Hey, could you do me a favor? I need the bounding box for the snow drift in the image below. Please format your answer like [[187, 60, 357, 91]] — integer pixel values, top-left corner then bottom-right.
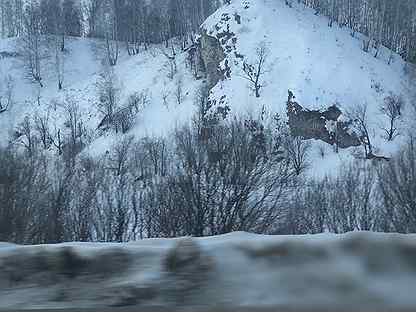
[[1, 232, 416, 310]]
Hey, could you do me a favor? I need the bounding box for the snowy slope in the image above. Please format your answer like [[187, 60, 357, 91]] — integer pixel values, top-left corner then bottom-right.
[[0, 37, 200, 154], [0, 37, 98, 137], [202, 0, 414, 176], [1, 231, 416, 310], [0, 0, 414, 176]]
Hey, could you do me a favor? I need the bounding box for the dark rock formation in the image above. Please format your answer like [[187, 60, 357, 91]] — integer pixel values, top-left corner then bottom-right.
[[199, 12, 240, 89], [200, 31, 227, 88], [286, 90, 361, 149]]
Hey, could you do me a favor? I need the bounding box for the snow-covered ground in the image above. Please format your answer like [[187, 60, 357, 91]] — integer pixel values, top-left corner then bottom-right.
[[0, 36, 200, 155], [203, 0, 414, 177], [0, 0, 414, 175], [1, 231, 416, 310]]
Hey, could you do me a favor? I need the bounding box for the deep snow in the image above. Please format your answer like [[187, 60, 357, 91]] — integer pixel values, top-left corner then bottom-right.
[[1, 232, 416, 310], [202, 0, 414, 176], [0, 0, 414, 175]]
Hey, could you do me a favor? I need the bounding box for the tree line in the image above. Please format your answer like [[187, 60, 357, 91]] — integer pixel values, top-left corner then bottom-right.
[[0, 0, 220, 88], [2, 0, 416, 64], [294, 0, 416, 63], [0, 0, 219, 47]]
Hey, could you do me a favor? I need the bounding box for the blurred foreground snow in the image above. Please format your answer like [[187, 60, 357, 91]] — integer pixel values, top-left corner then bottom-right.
[[1, 232, 416, 310]]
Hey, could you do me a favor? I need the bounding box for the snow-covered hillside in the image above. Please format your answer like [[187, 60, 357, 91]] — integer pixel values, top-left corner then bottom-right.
[[202, 0, 414, 176], [0, 0, 414, 175], [1, 232, 416, 310], [0, 37, 200, 154]]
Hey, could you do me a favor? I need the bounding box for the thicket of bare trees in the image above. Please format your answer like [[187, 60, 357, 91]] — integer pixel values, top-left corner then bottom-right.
[[2, 0, 220, 87], [3, 75, 416, 242], [378, 136, 416, 233], [297, 0, 416, 63], [21, 1, 44, 87], [281, 136, 416, 235], [84, 0, 220, 65], [0, 84, 317, 243], [2, 0, 415, 88], [2, 0, 416, 65], [3, 118, 416, 242], [1, 0, 416, 244], [84, 0, 218, 45], [0, 0, 23, 38]]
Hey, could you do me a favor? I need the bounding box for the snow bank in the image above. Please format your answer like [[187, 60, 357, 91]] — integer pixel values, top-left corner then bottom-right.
[[1, 232, 416, 310]]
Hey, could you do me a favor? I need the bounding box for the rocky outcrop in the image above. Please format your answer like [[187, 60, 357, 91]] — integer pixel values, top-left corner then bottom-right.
[[287, 90, 361, 149], [199, 10, 242, 89], [198, 10, 242, 123], [200, 31, 227, 88]]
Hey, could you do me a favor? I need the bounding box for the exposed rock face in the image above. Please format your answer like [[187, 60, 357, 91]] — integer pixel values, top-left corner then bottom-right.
[[200, 31, 227, 88], [198, 11, 240, 121], [287, 90, 361, 149], [199, 11, 240, 89]]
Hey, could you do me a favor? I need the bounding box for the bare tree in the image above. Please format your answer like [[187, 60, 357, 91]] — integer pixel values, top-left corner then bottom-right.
[[83, 0, 100, 38], [127, 89, 150, 113], [283, 135, 311, 175], [0, 74, 14, 113], [69, 156, 102, 242], [43, 158, 73, 243], [99, 135, 135, 242], [162, 116, 295, 236], [242, 42, 269, 98], [0, 145, 49, 243], [62, 96, 86, 165], [125, 0, 144, 55], [97, 66, 121, 132], [105, 0, 119, 66], [54, 36, 65, 90], [52, 127, 63, 156], [0, 1, 6, 38], [142, 136, 169, 177], [349, 102, 373, 158], [62, 0, 82, 48], [162, 89, 171, 109], [377, 136, 416, 233], [380, 93, 404, 141], [0, 0, 23, 39], [34, 112, 52, 150], [161, 46, 177, 79], [21, 1, 43, 87], [174, 75, 184, 106], [283, 180, 328, 234], [16, 116, 37, 156], [327, 162, 377, 233]]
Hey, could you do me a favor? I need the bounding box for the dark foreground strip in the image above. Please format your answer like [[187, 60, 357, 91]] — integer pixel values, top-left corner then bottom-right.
[[1, 307, 416, 312]]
